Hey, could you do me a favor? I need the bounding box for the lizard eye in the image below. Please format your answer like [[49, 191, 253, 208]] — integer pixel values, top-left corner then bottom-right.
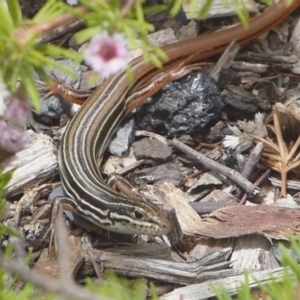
[[133, 210, 144, 219]]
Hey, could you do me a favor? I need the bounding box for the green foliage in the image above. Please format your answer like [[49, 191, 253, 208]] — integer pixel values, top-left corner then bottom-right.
[[0, 170, 17, 237], [213, 236, 300, 300], [0, 170, 36, 299], [0, 0, 270, 113], [258, 238, 300, 300], [86, 271, 158, 300], [0, 0, 295, 113], [0, 0, 81, 113], [0, 168, 157, 299], [72, 0, 169, 68], [0, 1, 299, 299], [170, 0, 251, 23]]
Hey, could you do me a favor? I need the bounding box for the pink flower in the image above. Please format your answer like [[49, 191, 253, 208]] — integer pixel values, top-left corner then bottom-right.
[[0, 121, 28, 154], [85, 32, 129, 79]]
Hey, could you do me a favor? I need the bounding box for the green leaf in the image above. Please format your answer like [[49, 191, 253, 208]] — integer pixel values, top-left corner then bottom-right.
[[265, 0, 272, 5], [0, 3, 14, 36], [285, 0, 293, 6], [236, 271, 252, 300], [134, 1, 145, 24], [0, 171, 12, 195], [211, 283, 233, 300], [233, 1, 249, 29], [290, 236, 300, 260], [33, 0, 67, 23], [19, 67, 41, 113], [198, 0, 213, 20], [75, 26, 103, 45], [149, 282, 159, 300], [6, 0, 22, 27], [143, 4, 167, 15], [3, 56, 22, 91], [170, 0, 183, 17], [40, 43, 80, 59]]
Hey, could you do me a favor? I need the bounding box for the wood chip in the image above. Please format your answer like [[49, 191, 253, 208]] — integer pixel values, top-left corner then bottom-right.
[[93, 247, 235, 285], [161, 267, 285, 300], [154, 182, 202, 235], [196, 205, 300, 240], [4, 131, 58, 198]]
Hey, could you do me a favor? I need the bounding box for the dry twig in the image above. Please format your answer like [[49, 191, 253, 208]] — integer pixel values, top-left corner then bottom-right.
[[251, 106, 300, 197], [171, 138, 260, 197]]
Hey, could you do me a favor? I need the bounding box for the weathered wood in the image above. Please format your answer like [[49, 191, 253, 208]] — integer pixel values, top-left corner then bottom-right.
[[91, 248, 238, 285], [4, 131, 58, 198], [161, 267, 285, 299], [231, 235, 279, 270], [183, 0, 257, 20], [195, 205, 300, 240]]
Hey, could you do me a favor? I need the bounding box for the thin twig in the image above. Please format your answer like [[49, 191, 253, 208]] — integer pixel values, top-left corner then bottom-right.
[[171, 138, 260, 197], [15, 6, 88, 47], [239, 142, 265, 205], [239, 169, 271, 205], [122, 0, 135, 17], [286, 135, 300, 162], [56, 214, 73, 284], [241, 142, 264, 179], [273, 107, 287, 162]]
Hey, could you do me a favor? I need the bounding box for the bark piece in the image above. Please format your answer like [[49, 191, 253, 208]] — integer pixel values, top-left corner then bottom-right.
[[161, 267, 285, 300], [154, 182, 202, 236], [93, 247, 235, 285], [290, 16, 300, 74], [235, 52, 297, 65], [132, 138, 172, 162], [230, 235, 279, 270], [187, 172, 223, 194], [190, 200, 237, 214], [223, 85, 259, 117], [133, 162, 183, 186], [4, 131, 58, 198], [154, 184, 298, 241], [196, 205, 300, 240], [102, 148, 137, 176]]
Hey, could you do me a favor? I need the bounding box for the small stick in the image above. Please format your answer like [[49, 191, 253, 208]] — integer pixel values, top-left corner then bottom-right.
[[239, 169, 271, 205], [171, 138, 260, 197], [238, 142, 265, 204], [15, 6, 88, 47], [241, 142, 264, 179]]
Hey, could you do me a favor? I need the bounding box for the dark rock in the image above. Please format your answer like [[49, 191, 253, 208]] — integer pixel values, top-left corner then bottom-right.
[[136, 72, 223, 137]]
